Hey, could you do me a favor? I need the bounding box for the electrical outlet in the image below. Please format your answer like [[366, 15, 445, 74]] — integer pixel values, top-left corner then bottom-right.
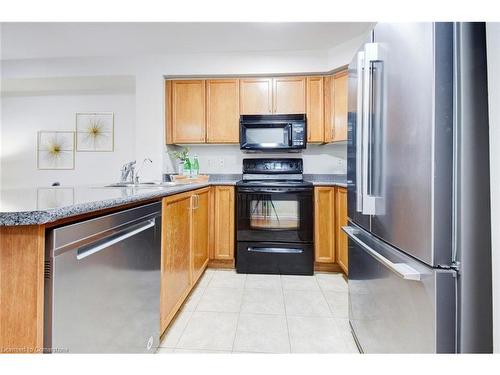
[[219, 158, 225, 168]]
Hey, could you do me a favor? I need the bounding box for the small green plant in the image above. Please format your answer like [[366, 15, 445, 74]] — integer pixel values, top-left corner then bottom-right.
[[169, 147, 190, 162]]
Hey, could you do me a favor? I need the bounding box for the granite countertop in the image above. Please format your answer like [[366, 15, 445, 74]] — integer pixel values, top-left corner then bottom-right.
[[0, 174, 345, 226], [0, 174, 241, 226], [303, 174, 347, 188]]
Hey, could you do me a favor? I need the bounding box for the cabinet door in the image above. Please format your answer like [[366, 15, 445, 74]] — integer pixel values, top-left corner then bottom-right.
[[335, 187, 348, 274], [160, 193, 193, 332], [240, 78, 272, 115], [213, 186, 235, 260], [191, 188, 210, 282], [333, 70, 348, 142], [171, 80, 206, 143], [323, 75, 335, 143], [206, 79, 240, 143], [273, 76, 306, 114], [306, 76, 325, 143], [314, 187, 335, 263]]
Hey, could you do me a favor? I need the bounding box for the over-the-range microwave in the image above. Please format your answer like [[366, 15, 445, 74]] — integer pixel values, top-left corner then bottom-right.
[[239, 114, 307, 152]]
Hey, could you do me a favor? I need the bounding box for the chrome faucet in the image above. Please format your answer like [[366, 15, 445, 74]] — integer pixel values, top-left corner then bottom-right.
[[134, 158, 153, 184], [120, 161, 136, 183]]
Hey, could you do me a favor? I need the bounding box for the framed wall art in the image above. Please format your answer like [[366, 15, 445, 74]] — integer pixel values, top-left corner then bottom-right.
[[76, 112, 114, 152], [37, 131, 75, 170]]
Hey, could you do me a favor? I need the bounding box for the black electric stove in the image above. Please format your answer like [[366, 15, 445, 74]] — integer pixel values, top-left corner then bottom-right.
[[235, 159, 314, 275]]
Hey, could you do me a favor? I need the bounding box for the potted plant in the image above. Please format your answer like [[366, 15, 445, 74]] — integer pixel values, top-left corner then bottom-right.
[[169, 147, 190, 176]]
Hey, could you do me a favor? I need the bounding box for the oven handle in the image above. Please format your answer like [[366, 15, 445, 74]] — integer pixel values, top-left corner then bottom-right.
[[237, 187, 312, 194], [248, 247, 304, 254]]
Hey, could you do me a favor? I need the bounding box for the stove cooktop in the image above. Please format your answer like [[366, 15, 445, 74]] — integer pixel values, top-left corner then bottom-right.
[[236, 179, 313, 188]]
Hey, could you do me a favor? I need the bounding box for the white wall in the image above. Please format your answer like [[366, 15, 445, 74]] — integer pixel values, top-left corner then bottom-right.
[[1, 92, 136, 188], [164, 144, 346, 175], [487, 22, 500, 353], [1, 36, 366, 188]]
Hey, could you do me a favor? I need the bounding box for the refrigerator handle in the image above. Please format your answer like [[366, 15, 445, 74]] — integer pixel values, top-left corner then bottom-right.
[[343, 225, 422, 281], [361, 43, 382, 216], [356, 51, 365, 212]]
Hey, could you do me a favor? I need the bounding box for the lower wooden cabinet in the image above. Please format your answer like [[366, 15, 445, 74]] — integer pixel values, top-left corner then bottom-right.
[[160, 191, 193, 332], [211, 186, 235, 261], [192, 188, 210, 282], [313, 186, 348, 275], [314, 187, 336, 263], [160, 187, 210, 333], [335, 187, 348, 274]]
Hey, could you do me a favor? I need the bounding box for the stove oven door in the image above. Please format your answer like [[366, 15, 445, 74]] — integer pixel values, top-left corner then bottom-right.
[[236, 186, 313, 243]]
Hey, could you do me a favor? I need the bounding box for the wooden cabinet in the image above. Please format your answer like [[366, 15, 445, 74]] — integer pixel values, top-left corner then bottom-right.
[[314, 187, 336, 263], [273, 76, 306, 114], [335, 187, 348, 274], [240, 78, 273, 115], [306, 76, 325, 143], [169, 80, 206, 143], [206, 79, 240, 143], [240, 77, 305, 115], [192, 188, 210, 282], [333, 70, 348, 142], [324, 75, 335, 143], [160, 187, 210, 332], [212, 186, 235, 260], [165, 71, 348, 145], [161, 191, 193, 332]]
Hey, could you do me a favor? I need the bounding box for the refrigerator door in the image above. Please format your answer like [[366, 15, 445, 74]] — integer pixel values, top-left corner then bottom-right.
[[368, 23, 454, 266], [345, 223, 457, 353], [347, 36, 371, 232]]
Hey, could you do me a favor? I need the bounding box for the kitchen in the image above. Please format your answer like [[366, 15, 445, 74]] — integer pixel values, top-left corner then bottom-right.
[[1, 9, 500, 370]]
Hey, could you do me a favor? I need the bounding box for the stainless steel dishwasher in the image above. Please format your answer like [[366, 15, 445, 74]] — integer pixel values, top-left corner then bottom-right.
[[44, 202, 161, 353]]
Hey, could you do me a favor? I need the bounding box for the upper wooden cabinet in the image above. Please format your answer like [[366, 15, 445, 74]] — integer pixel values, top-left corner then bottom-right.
[[332, 70, 348, 142], [335, 187, 348, 274], [165, 70, 348, 144], [273, 77, 306, 114], [239, 78, 273, 115], [212, 186, 235, 261], [314, 186, 336, 263], [324, 75, 335, 143], [169, 80, 206, 143], [306, 76, 325, 143], [206, 79, 240, 143]]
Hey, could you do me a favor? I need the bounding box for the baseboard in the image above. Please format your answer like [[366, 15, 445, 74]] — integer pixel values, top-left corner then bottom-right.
[[314, 262, 344, 273], [207, 259, 235, 269]]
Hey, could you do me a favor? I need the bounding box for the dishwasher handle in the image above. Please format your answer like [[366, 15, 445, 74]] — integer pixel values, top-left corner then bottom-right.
[[342, 225, 422, 281], [77, 219, 156, 260]]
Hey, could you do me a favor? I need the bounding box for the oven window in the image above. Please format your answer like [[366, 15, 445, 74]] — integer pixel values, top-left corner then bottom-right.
[[246, 127, 287, 146], [250, 198, 299, 229]]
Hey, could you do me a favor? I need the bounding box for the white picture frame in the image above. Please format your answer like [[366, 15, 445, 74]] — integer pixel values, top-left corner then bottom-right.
[[76, 112, 114, 152], [37, 131, 75, 170]]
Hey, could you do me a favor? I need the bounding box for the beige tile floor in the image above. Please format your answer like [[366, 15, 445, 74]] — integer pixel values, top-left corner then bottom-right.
[[157, 269, 359, 354]]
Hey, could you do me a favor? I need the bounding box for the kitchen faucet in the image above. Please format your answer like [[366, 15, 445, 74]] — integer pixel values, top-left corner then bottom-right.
[[120, 161, 136, 183]]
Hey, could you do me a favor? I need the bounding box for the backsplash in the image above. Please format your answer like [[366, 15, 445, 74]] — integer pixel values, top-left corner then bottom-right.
[[163, 143, 347, 175]]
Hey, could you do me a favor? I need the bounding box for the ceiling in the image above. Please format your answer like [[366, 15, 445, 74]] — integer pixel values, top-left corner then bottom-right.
[[0, 22, 372, 60]]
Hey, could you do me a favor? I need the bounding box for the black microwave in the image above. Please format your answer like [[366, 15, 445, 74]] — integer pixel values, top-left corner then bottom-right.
[[239, 114, 307, 152]]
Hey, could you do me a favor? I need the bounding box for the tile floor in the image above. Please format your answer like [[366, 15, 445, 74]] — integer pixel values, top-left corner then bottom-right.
[[157, 269, 359, 354]]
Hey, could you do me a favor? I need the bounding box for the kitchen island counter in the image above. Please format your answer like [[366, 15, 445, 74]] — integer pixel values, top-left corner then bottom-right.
[[0, 174, 240, 226]]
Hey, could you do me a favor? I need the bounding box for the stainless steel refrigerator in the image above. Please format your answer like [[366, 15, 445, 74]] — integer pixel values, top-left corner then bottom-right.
[[344, 22, 492, 353]]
